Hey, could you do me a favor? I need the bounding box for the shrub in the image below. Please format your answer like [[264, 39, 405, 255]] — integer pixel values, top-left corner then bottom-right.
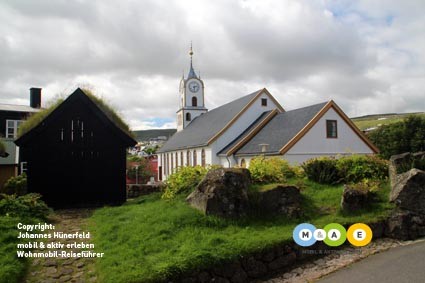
[[1, 174, 27, 196], [336, 155, 388, 183], [302, 157, 340, 184], [248, 157, 291, 183], [348, 179, 381, 194], [0, 193, 51, 220], [162, 166, 208, 199], [368, 115, 425, 159]]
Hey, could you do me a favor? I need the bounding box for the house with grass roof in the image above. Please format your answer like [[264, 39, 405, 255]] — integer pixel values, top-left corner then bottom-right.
[[157, 49, 378, 180], [15, 88, 136, 208]]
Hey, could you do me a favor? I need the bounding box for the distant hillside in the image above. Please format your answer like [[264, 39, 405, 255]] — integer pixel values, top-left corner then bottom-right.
[[133, 129, 177, 142], [352, 112, 425, 131]]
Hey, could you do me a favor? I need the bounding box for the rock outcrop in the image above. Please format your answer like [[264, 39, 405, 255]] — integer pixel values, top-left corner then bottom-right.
[[257, 185, 302, 217], [390, 168, 425, 214], [340, 185, 371, 212], [186, 168, 251, 218]]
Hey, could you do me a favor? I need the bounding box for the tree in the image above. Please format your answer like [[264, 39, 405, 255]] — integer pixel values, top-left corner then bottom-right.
[[368, 115, 425, 159]]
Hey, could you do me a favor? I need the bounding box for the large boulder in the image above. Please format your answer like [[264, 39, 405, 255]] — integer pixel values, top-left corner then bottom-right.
[[390, 168, 425, 214], [389, 152, 411, 186], [340, 185, 371, 212], [257, 185, 302, 217], [186, 168, 250, 218], [385, 209, 425, 240]]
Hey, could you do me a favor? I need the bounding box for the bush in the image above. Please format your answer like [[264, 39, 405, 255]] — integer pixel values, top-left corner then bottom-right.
[[249, 157, 293, 183], [368, 115, 425, 159], [348, 179, 381, 194], [162, 166, 208, 199], [336, 155, 388, 183], [302, 157, 340, 184], [1, 174, 27, 196], [302, 155, 388, 185], [0, 193, 51, 220]]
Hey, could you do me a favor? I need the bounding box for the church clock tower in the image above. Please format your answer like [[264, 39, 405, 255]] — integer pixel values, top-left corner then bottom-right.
[[176, 45, 208, 131]]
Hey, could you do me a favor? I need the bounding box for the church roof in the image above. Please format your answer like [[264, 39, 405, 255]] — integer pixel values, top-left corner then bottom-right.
[[158, 89, 263, 152], [234, 102, 328, 155]]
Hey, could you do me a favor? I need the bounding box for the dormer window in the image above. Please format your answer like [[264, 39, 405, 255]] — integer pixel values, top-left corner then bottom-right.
[[261, 98, 268, 106]]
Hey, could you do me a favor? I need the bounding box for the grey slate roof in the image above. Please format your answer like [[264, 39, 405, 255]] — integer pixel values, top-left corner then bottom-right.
[[158, 90, 262, 152], [218, 110, 273, 155], [235, 102, 328, 155]]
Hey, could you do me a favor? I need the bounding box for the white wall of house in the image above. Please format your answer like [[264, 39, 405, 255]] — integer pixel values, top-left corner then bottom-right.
[[158, 146, 213, 180], [283, 107, 374, 164]]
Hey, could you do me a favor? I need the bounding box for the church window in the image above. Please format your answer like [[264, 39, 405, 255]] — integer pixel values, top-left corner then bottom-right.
[[193, 150, 197, 166], [171, 153, 174, 172], [187, 150, 191, 166], [326, 120, 338, 138], [240, 159, 246, 168], [261, 98, 268, 106], [175, 152, 178, 168], [186, 113, 191, 121], [201, 149, 206, 167], [180, 152, 184, 167], [192, 97, 198, 107]]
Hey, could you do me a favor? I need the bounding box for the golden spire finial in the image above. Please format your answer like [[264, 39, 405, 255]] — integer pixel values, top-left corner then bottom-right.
[[189, 41, 194, 56]]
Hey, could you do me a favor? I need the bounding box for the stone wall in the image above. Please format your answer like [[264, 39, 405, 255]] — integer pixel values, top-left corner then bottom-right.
[[174, 221, 386, 283]]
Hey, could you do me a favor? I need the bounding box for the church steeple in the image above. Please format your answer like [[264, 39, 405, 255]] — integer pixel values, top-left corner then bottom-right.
[[176, 44, 207, 132], [187, 43, 198, 79]]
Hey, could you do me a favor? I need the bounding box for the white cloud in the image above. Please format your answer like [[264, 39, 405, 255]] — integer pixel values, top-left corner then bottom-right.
[[0, 0, 423, 129]]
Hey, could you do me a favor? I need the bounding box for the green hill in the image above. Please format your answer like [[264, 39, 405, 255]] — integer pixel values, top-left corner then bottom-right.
[[133, 129, 176, 142], [352, 112, 425, 131]]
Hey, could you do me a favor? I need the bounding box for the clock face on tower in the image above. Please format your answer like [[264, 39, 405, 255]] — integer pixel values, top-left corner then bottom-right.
[[188, 81, 200, 93]]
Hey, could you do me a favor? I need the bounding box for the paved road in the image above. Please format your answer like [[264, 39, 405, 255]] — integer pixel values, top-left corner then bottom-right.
[[317, 240, 425, 283]]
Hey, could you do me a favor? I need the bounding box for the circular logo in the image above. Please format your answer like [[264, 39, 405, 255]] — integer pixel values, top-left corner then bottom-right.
[[314, 229, 326, 241], [323, 223, 346, 247], [347, 223, 373, 247], [293, 223, 316, 247]]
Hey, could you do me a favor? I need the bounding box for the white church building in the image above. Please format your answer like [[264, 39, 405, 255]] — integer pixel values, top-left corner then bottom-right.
[[157, 48, 378, 180]]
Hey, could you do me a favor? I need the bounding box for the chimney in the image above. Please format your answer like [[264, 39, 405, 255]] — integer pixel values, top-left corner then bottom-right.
[[30, 87, 42, 108], [259, 143, 269, 153]]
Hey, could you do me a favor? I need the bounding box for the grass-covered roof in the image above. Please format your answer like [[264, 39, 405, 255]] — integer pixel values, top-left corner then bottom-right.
[[18, 88, 133, 138]]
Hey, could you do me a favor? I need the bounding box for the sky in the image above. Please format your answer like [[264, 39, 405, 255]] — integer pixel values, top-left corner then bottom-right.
[[0, 0, 424, 130]]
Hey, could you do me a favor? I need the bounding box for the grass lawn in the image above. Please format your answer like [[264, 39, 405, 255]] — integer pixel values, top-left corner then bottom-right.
[[89, 179, 394, 283], [0, 216, 38, 283]]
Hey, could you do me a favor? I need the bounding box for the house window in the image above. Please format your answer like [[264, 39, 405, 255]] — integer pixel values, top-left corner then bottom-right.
[[186, 113, 191, 121], [261, 98, 267, 106], [240, 159, 246, 168], [192, 97, 198, 107], [6, 120, 23, 138], [326, 120, 338, 138], [201, 149, 206, 167], [193, 150, 197, 166]]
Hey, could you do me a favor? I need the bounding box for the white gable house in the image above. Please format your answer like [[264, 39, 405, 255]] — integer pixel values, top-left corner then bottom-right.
[[157, 49, 378, 180]]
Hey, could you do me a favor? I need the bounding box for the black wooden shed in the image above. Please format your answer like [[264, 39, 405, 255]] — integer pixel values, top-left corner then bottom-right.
[[15, 88, 136, 208]]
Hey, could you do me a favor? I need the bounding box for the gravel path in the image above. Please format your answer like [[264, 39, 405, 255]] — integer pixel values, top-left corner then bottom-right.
[[261, 238, 423, 283], [24, 209, 97, 283]]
